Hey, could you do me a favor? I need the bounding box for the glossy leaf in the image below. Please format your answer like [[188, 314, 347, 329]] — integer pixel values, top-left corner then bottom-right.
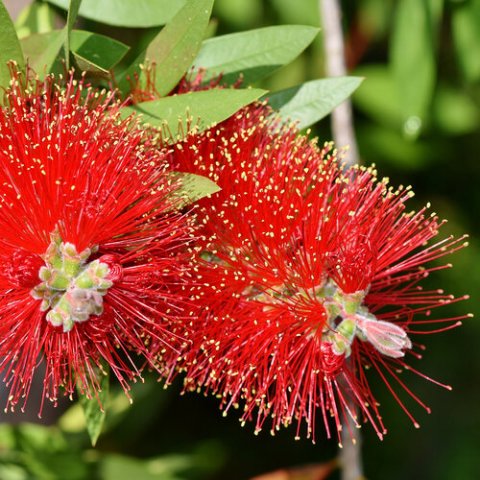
[[144, 0, 213, 96], [452, 0, 480, 83], [65, 0, 82, 69], [267, 77, 363, 129], [79, 368, 110, 447], [22, 29, 128, 76], [15, 0, 57, 39], [121, 88, 266, 140], [21, 29, 66, 77], [71, 30, 129, 74], [0, 0, 25, 90], [172, 172, 220, 208], [390, 0, 436, 138], [45, 0, 186, 27], [194, 25, 319, 84]]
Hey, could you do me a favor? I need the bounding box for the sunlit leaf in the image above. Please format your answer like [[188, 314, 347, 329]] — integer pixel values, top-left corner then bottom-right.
[[0, 0, 25, 91], [22, 29, 128, 76], [390, 0, 436, 138], [121, 88, 266, 140], [171, 172, 220, 208], [144, 0, 213, 96], [79, 367, 110, 447], [194, 25, 319, 85], [71, 30, 129, 74], [21, 29, 67, 77], [65, 0, 82, 69], [267, 77, 363, 129], [15, 0, 57, 39], [45, 0, 186, 27]]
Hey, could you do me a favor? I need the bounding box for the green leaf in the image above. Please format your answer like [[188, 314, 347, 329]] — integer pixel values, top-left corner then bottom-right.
[[452, 0, 480, 83], [432, 86, 479, 135], [71, 30, 129, 74], [21, 29, 66, 78], [390, 0, 437, 138], [65, 0, 82, 69], [267, 77, 363, 129], [352, 64, 403, 129], [121, 88, 267, 140], [45, 0, 186, 27], [0, 0, 25, 90], [79, 367, 110, 447], [172, 172, 220, 208], [101, 453, 193, 480], [194, 25, 319, 85], [144, 0, 213, 96], [15, 0, 57, 39], [22, 29, 128, 76]]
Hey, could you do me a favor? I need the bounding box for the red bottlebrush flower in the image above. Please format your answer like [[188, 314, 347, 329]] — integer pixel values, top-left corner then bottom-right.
[[0, 68, 192, 413], [164, 104, 469, 442]]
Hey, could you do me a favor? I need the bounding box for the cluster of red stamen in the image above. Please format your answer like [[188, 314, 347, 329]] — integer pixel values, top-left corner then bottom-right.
[[0, 67, 192, 412], [162, 102, 469, 443]]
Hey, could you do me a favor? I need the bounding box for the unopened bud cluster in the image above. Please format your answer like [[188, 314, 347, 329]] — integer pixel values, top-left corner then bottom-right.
[[31, 231, 112, 332]]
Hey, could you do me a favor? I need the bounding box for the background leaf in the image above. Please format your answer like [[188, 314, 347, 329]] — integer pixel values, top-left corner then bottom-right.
[[21, 29, 66, 77], [144, 0, 213, 96], [452, 0, 480, 83], [193, 25, 319, 85], [15, 0, 57, 39], [45, 0, 186, 27], [267, 77, 363, 129], [65, 0, 82, 69], [121, 88, 267, 140], [21, 29, 129, 76], [172, 172, 221, 208], [0, 0, 25, 90], [79, 368, 110, 447], [390, 0, 437, 138], [71, 30, 129, 74]]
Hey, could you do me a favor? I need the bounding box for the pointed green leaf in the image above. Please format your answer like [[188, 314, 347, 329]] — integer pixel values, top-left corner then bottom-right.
[[79, 367, 109, 447], [0, 0, 25, 90], [45, 0, 186, 27], [172, 172, 220, 208], [121, 88, 267, 140], [267, 77, 363, 129], [22, 29, 129, 76], [144, 0, 213, 96], [15, 0, 57, 39], [21, 29, 66, 78], [117, 0, 213, 95], [390, 0, 437, 138], [71, 30, 129, 74], [65, 0, 82, 69], [193, 25, 319, 85]]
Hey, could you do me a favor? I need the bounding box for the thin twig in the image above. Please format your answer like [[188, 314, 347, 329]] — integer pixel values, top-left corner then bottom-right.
[[319, 1, 364, 479], [319, 0, 359, 168]]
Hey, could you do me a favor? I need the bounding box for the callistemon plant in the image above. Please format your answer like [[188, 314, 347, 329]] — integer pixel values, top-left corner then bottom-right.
[[0, 68, 193, 413], [164, 103, 469, 443]]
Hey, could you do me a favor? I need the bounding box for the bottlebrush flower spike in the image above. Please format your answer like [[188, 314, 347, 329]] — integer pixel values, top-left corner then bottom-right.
[[164, 104, 469, 443], [0, 67, 192, 413]]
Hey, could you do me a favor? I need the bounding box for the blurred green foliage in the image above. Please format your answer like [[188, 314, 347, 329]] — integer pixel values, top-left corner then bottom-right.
[[2, 0, 479, 479]]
